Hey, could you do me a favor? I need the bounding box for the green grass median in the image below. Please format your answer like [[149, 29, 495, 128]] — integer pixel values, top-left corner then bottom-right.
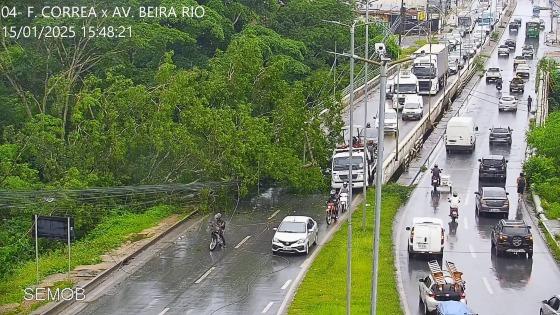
[[289, 183, 412, 314]]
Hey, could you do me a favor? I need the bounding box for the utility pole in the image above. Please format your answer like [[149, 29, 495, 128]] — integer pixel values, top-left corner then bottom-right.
[[395, 63, 401, 162], [347, 21, 355, 315], [363, 0, 370, 230], [399, 0, 406, 45]]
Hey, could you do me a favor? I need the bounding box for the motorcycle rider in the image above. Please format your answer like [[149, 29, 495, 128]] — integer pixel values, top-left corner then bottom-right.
[[431, 164, 442, 186], [496, 77, 503, 91], [327, 190, 339, 218], [448, 192, 460, 216], [340, 182, 350, 195], [211, 213, 226, 246]]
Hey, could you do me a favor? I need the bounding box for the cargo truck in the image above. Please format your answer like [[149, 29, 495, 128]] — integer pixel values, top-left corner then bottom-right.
[[413, 44, 449, 95]]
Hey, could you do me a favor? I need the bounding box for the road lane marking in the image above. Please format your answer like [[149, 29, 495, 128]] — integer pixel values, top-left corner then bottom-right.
[[262, 302, 274, 313], [195, 267, 215, 284], [234, 235, 252, 249], [157, 308, 170, 315], [482, 277, 494, 295], [468, 244, 477, 258], [463, 217, 469, 230], [281, 279, 292, 290], [268, 210, 280, 220]]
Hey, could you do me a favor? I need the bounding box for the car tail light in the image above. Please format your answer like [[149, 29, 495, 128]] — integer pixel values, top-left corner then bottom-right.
[[499, 234, 507, 241], [481, 200, 487, 205], [526, 235, 533, 241], [504, 200, 509, 206], [441, 229, 445, 245], [410, 228, 414, 243], [461, 292, 466, 299], [428, 292, 435, 298]]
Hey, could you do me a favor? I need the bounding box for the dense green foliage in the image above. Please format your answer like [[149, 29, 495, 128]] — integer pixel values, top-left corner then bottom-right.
[[525, 59, 560, 219], [289, 184, 412, 315], [0, 0, 401, 305]]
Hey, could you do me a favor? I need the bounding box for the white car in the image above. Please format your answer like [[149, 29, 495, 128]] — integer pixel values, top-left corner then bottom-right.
[[515, 64, 530, 79], [406, 217, 444, 258], [402, 94, 424, 120], [272, 216, 318, 255], [498, 94, 518, 111], [383, 109, 398, 135], [419, 260, 467, 314]]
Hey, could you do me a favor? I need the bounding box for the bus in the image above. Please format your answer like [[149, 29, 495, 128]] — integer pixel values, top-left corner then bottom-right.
[[526, 18, 540, 38], [458, 11, 476, 33]]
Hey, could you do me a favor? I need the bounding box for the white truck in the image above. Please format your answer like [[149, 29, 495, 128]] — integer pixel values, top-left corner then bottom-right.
[[392, 70, 418, 110], [330, 125, 376, 189], [413, 44, 449, 95]]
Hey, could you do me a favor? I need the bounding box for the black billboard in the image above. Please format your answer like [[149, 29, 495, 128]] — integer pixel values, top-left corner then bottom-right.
[[32, 216, 75, 241]]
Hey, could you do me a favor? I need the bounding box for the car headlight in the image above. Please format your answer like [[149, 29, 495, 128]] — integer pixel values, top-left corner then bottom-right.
[[273, 237, 279, 243], [296, 239, 306, 244]]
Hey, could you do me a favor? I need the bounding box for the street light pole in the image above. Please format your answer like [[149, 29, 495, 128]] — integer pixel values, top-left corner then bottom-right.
[[347, 21, 356, 315], [362, 0, 369, 230]]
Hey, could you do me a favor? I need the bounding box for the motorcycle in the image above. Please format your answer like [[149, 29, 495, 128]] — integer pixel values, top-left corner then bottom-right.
[[431, 175, 440, 192], [448, 199, 460, 222], [325, 202, 338, 225], [208, 224, 225, 251], [339, 192, 348, 213]]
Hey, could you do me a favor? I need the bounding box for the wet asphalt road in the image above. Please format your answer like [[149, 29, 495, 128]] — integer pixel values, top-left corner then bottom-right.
[[396, 2, 560, 315], [77, 190, 329, 315]]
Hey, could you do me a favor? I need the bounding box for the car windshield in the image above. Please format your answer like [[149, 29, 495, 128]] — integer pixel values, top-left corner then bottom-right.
[[413, 65, 436, 77], [405, 101, 420, 109], [492, 128, 509, 133], [396, 84, 417, 93], [482, 158, 504, 166], [501, 96, 514, 101], [502, 226, 530, 235], [386, 112, 397, 120], [488, 68, 500, 72], [499, 45, 508, 48], [483, 188, 506, 198], [333, 156, 363, 171], [278, 221, 306, 233]]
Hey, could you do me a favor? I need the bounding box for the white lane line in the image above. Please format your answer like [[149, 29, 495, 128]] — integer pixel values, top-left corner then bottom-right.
[[157, 308, 170, 315], [468, 244, 477, 258], [482, 277, 494, 295], [267, 210, 280, 220], [234, 235, 252, 249], [281, 279, 292, 290], [195, 267, 215, 284], [262, 302, 274, 313], [463, 217, 469, 230]]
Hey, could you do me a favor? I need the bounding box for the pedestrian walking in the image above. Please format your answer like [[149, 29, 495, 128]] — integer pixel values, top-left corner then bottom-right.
[[527, 95, 533, 113], [517, 172, 526, 199]]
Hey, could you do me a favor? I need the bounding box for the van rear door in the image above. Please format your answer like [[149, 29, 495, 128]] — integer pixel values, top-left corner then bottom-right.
[[413, 224, 442, 252]]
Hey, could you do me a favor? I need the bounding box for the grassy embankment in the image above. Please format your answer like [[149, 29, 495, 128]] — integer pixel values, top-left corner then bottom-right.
[[289, 183, 412, 314], [0, 205, 189, 314]]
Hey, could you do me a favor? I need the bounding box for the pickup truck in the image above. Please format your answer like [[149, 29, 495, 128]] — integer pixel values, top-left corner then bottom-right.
[[485, 67, 502, 84], [509, 77, 525, 93], [522, 45, 535, 59], [497, 45, 510, 57], [505, 39, 516, 51]]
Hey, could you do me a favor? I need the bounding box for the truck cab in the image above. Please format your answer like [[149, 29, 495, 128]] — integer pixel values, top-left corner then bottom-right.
[[392, 70, 418, 109], [330, 125, 375, 189]]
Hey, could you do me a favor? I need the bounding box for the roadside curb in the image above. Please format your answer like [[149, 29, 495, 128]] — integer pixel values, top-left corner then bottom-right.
[[530, 190, 560, 256], [276, 194, 364, 315], [35, 209, 199, 315]]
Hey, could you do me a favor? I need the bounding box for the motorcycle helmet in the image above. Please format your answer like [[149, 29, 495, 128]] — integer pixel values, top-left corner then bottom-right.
[[453, 192, 458, 197], [434, 164, 438, 168], [343, 182, 348, 187], [215, 213, 222, 220]]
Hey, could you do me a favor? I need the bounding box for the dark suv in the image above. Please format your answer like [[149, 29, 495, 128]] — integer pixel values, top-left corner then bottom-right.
[[489, 127, 512, 145], [478, 155, 508, 181], [475, 186, 510, 217], [491, 219, 533, 258]]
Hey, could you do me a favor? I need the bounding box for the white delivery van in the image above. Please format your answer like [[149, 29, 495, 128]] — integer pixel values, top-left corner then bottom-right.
[[406, 217, 444, 258], [445, 117, 478, 153]]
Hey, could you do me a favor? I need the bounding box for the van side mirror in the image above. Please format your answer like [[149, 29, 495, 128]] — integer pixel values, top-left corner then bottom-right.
[[474, 192, 480, 195], [506, 160, 509, 163], [475, 126, 479, 131], [419, 279, 424, 283], [506, 192, 510, 195], [478, 159, 481, 162], [406, 227, 411, 231], [528, 226, 532, 229], [273, 227, 278, 231], [542, 299, 548, 304]]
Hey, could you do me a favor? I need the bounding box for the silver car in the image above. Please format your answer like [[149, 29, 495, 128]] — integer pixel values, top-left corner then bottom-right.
[[541, 295, 560, 315], [272, 216, 318, 255]]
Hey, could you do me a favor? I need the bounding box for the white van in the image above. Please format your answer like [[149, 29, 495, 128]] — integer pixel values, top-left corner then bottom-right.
[[406, 217, 444, 258], [402, 94, 424, 120], [445, 117, 478, 153]]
